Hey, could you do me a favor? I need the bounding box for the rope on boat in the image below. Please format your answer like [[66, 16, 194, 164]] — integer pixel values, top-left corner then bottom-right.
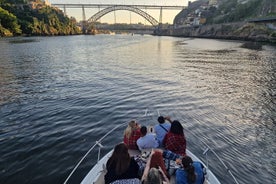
[[64, 109, 152, 184]]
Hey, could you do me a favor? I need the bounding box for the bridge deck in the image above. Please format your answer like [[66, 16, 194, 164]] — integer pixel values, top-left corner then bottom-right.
[[52, 4, 186, 10]]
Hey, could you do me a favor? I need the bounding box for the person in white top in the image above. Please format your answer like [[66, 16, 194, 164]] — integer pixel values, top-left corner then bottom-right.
[[137, 126, 158, 151]]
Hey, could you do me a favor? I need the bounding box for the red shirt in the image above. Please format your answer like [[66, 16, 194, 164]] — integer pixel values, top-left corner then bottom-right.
[[163, 132, 186, 155], [124, 129, 141, 150]]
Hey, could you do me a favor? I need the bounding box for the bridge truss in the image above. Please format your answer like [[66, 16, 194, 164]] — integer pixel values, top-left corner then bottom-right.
[[87, 5, 159, 27], [52, 3, 186, 25]]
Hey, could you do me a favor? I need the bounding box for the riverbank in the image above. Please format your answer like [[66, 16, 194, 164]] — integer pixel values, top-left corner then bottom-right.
[[158, 22, 276, 43]]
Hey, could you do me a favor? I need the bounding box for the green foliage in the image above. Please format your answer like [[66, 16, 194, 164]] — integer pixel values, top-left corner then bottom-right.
[[0, 7, 21, 35], [0, 24, 13, 36], [207, 0, 272, 24], [0, 0, 81, 36]]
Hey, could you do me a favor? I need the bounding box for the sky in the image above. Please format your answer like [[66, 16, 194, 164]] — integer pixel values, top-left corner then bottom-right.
[[48, 0, 195, 24]]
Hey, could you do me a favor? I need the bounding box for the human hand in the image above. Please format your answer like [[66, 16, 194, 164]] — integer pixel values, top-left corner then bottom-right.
[[149, 149, 155, 157], [164, 116, 170, 119], [153, 149, 163, 154], [135, 122, 141, 128], [175, 158, 182, 165]]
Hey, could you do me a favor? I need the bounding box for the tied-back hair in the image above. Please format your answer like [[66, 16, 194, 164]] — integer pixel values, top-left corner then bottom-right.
[[182, 156, 196, 183], [170, 120, 184, 135], [106, 143, 131, 175], [124, 120, 136, 139], [144, 168, 163, 184]]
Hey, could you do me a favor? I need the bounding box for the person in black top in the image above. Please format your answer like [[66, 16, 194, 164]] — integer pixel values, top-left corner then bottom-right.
[[105, 143, 140, 184]]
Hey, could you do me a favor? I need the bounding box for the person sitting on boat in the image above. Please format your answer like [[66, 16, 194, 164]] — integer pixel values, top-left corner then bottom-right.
[[137, 126, 158, 151], [163, 120, 186, 156], [142, 167, 169, 184], [141, 150, 170, 184], [176, 156, 205, 184], [104, 143, 140, 184], [123, 120, 141, 150], [162, 150, 205, 184], [154, 116, 172, 147]]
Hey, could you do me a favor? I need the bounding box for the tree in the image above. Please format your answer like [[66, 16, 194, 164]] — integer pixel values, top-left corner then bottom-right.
[[0, 7, 21, 35]]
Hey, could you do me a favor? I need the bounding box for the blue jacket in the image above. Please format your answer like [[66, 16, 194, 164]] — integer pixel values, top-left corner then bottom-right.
[[176, 161, 204, 184]]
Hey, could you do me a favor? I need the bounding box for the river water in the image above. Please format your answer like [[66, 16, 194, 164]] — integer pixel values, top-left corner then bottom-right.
[[0, 35, 275, 184]]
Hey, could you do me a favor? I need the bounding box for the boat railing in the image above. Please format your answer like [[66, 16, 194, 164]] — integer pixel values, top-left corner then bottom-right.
[[202, 146, 240, 184], [64, 109, 240, 184], [64, 110, 153, 184]]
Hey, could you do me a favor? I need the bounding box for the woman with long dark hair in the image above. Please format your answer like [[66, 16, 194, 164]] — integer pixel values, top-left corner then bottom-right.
[[104, 143, 140, 184], [163, 120, 186, 155], [161, 150, 205, 184], [176, 155, 205, 184]]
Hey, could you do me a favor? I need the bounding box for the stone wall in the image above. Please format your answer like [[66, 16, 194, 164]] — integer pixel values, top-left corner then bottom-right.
[[160, 22, 276, 43]]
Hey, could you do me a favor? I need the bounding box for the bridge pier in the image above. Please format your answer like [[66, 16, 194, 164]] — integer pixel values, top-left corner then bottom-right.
[[82, 5, 86, 33], [114, 11, 116, 24], [159, 7, 163, 24], [63, 5, 66, 16], [157, 7, 163, 32]]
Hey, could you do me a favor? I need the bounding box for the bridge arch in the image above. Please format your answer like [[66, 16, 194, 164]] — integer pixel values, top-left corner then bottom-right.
[[87, 5, 159, 27]]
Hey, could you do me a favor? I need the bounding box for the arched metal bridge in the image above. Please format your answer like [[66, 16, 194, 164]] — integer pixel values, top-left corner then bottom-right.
[[52, 3, 186, 27], [87, 5, 159, 27]]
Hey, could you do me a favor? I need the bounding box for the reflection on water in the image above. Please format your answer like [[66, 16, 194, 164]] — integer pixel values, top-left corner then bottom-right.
[[172, 38, 276, 184], [8, 38, 39, 44], [241, 42, 263, 50], [0, 35, 275, 184]]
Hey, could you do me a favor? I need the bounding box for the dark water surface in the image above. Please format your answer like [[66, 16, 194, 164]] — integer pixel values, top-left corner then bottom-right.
[[0, 35, 275, 184]]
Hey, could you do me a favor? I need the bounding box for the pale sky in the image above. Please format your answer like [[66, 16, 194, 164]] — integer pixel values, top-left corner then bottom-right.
[[48, 0, 195, 24]]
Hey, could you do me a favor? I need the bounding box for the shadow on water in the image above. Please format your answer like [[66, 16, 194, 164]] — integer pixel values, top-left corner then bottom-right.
[[241, 42, 263, 50], [8, 38, 39, 44]]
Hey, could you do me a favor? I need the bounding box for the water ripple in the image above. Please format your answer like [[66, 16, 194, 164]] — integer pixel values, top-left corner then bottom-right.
[[0, 36, 275, 184]]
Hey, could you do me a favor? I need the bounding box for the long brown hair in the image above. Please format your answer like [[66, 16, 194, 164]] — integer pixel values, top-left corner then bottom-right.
[[106, 143, 131, 175], [182, 156, 196, 183], [170, 120, 184, 135]]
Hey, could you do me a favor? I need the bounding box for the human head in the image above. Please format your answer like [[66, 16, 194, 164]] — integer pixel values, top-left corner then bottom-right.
[[157, 116, 165, 124], [149, 151, 169, 178], [107, 143, 131, 175], [140, 126, 147, 136], [182, 156, 196, 183], [170, 120, 184, 135], [113, 143, 129, 156], [128, 120, 137, 129], [144, 167, 163, 184], [124, 120, 138, 138]]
